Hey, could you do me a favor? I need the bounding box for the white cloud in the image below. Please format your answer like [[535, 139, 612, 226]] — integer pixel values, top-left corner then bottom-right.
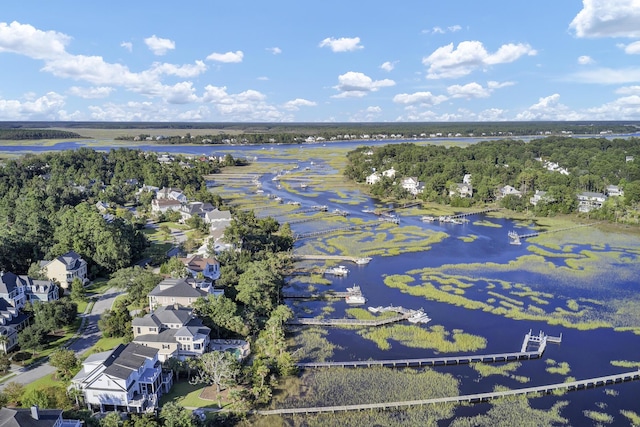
[[447, 82, 490, 98], [144, 35, 175, 56], [578, 55, 595, 64], [448, 25, 462, 32], [393, 91, 447, 105], [164, 81, 199, 104], [616, 85, 640, 94], [68, 86, 114, 99], [257, 76, 269, 81], [348, 106, 383, 122], [120, 41, 133, 52], [570, 0, 640, 38], [283, 98, 317, 110], [206, 50, 244, 63], [584, 94, 640, 119], [623, 41, 640, 54], [380, 61, 397, 72], [0, 21, 70, 60], [516, 94, 581, 120], [201, 85, 289, 121], [266, 47, 282, 55], [427, 25, 461, 34], [332, 71, 395, 98], [150, 61, 207, 78], [319, 37, 363, 52], [0, 91, 66, 120], [423, 40, 536, 79], [571, 66, 640, 83]]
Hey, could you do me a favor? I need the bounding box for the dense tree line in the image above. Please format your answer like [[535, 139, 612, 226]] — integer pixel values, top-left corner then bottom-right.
[[344, 137, 640, 219], [0, 129, 85, 140], [0, 147, 218, 275]]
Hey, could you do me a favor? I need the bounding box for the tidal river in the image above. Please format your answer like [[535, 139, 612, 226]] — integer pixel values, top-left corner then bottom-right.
[[5, 138, 640, 425]]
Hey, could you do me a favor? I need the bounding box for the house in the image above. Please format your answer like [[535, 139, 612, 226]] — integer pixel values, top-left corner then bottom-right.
[[0, 300, 30, 353], [132, 305, 211, 362], [156, 187, 187, 203], [151, 198, 182, 214], [577, 191, 607, 213], [449, 183, 473, 198], [148, 278, 209, 311], [204, 208, 232, 225], [401, 177, 423, 196], [39, 251, 88, 289], [0, 406, 81, 427], [382, 167, 396, 178], [179, 254, 221, 281], [463, 174, 472, 185], [70, 343, 172, 413], [529, 190, 553, 206], [178, 202, 216, 223], [497, 185, 522, 199], [95, 201, 109, 213], [365, 172, 381, 185], [606, 185, 624, 197]]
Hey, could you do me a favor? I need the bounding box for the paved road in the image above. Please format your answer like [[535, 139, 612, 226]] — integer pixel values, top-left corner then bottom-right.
[[0, 287, 123, 388]]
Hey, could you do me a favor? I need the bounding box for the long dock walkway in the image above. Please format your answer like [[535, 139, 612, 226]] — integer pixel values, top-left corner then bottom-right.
[[255, 369, 640, 416], [297, 330, 555, 369], [288, 314, 410, 326], [291, 254, 371, 264], [294, 221, 383, 241], [510, 222, 599, 240]]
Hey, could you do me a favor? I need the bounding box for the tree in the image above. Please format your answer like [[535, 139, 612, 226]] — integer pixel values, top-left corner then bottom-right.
[[18, 324, 47, 356], [49, 348, 78, 381], [98, 299, 132, 340], [0, 351, 11, 374], [70, 277, 87, 303], [159, 402, 196, 427], [100, 411, 122, 427], [160, 256, 188, 278], [3, 382, 24, 406], [125, 414, 160, 427], [107, 266, 162, 308], [189, 351, 240, 393]]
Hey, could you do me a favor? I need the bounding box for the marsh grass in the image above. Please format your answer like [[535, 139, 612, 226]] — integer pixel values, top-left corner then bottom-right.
[[610, 360, 640, 368], [620, 410, 640, 425], [450, 397, 569, 427], [359, 324, 486, 352], [545, 359, 571, 375], [583, 410, 614, 424], [471, 362, 529, 383], [289, 327, 339, 362]]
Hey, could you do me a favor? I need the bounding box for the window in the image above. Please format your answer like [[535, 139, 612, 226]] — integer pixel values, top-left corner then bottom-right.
[[194, 343, 201, 350], [137, 327, 141, 334]]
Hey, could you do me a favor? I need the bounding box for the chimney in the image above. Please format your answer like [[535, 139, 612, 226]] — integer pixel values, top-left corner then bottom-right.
[[31, 405, 39, 420]]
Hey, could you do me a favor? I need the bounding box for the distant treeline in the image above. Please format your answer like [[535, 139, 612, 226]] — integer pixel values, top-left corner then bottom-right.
[[0, 129, 85, 140]]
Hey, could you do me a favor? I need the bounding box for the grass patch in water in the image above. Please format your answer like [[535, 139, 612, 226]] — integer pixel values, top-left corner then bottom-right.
[[545, 359, 571, 375], [458, 234, 478, 243], [583, 410, 614, 424], [450, 396, 568, 427], [620, 410, 640, 426], [472, 219, 502, 228], [610, 360, 640, 368], [359, 324, 486, 352], [289, 327, 339, 363]]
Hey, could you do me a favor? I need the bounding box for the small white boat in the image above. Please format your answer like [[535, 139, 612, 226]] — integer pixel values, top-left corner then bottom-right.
[[346, 294, 366, 305], [408, 309, 431, 324], [346, 284, 361, 294], [421, 216, 436, 222], [324, 265, 349, 276], [508, 230, 521, 245], [355, 257, 372, 265], [368, 306, 383, 313]]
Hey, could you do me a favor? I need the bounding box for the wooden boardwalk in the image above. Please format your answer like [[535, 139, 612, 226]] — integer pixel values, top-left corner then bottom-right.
[[291, 254, 369, 264], [510, 222, 599, 241], [255, 369, 640, 416], [294, 222, 383, 241], [288, 314, 410, 326]]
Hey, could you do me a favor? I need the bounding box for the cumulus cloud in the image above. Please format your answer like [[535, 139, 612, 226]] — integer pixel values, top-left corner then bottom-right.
[[150, 61, 207, 78], [120, 41, 133, 52], [393, 91, 447, 105], [428, 25, 462, 34], [447, 82, 490, 98], [570, 0, 640, 38], [0, 91, 66, 120], [319, 37, 363, 52], [144, 35, 175, 56], [380, 61, 397, 72], [68, 86, 114, 99], [584, 94, 640, 119], [266, 47, 282, 54], [623, 41, 640, 54], [283, 98, 317, 110], [423, 40, 537, 79], [332, 71, 395, 98], [571, 66, 640, 84], [516, 94, 580, 120], [616, 85, 640, 94], [349, 105, 383, 122], [206, 50, 244, 63], [0, 21, 70, 60], [578, 55, 595, 64]]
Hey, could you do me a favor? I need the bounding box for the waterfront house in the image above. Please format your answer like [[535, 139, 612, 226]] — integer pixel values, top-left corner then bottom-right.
[[132, 305, 211, 362], [497, 185, 522, 199], [529, 190, 554, 206], [401, 177, 423, 196], [70, 343, 172, 413], [577, 191, 607, 213], [365, 172, 381, 185], [605, 185, 624, 197], [39, 251, 88, 289], [449, 182, 473, 198]]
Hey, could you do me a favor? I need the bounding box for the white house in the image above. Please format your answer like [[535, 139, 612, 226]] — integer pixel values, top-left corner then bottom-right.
[[605, 185, 624, 197], [179, 254, 221, 281], [366, 172, 381, 185], [70, 343, 172, 413], [497, 185, 522, 199], [450, 183, 473, 198], [463, 174, 472, 185], [530, 190, 553, 206], [577, 191, 607, 213], [401, 177, 423, 196], [382, 167, 396, 178]]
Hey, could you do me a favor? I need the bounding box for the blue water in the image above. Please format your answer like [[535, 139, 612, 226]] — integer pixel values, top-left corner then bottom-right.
[[3, 136, 640, 424]]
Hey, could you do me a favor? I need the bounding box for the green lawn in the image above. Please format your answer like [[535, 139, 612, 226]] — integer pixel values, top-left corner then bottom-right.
[[159, 380, 220, 409]]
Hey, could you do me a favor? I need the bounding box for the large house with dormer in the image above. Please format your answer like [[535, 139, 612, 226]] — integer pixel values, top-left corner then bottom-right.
[[132, 305, 210, 362], [70, 343, 172, 413], [577, 191, 607, 213], [148, 278, 214, 311], [39, 251, 88, 289]]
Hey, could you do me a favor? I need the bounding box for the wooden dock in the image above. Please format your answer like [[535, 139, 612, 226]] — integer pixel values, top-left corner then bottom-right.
[[291, 254, 372, 264], [509, 222, 599, 241], [255, 369, 640, 416], [293, 222, 383, 241], [288, 314, 410, 326]]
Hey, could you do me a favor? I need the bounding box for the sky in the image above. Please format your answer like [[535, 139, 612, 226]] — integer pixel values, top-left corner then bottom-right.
[[2, 1, 640, 123]]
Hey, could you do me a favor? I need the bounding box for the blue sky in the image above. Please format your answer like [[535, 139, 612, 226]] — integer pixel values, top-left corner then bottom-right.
[[2, 1, 640, 122]]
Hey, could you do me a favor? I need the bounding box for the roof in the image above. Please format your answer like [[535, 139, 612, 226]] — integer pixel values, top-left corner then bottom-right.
[[0, 407, 63, 427], [42, 251, 85, 271], [149, 279, 208, 299], [153, 305, 194, 325], [101, 343, 159, 380], [205, 209, 232, 221], [0, 272, 24, 294], [180, 255, 218, 272]]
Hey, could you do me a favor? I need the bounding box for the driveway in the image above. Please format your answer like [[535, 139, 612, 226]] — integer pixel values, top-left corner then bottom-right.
[[0, 287, 123, 388]]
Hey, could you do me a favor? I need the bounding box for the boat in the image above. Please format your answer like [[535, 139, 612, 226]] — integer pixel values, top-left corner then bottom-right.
[[408, 309, 431, 324], [345, 294, 366, 305], [362, 208, 375, 213], [368, 306, 383, 313], [355, 257, 372, 265], [346, 284, 361, 294], [421, 215, 436, 222], [324, 265, 349, 276], [508, 230, 521, 245], [300, 183, 308, 189]]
